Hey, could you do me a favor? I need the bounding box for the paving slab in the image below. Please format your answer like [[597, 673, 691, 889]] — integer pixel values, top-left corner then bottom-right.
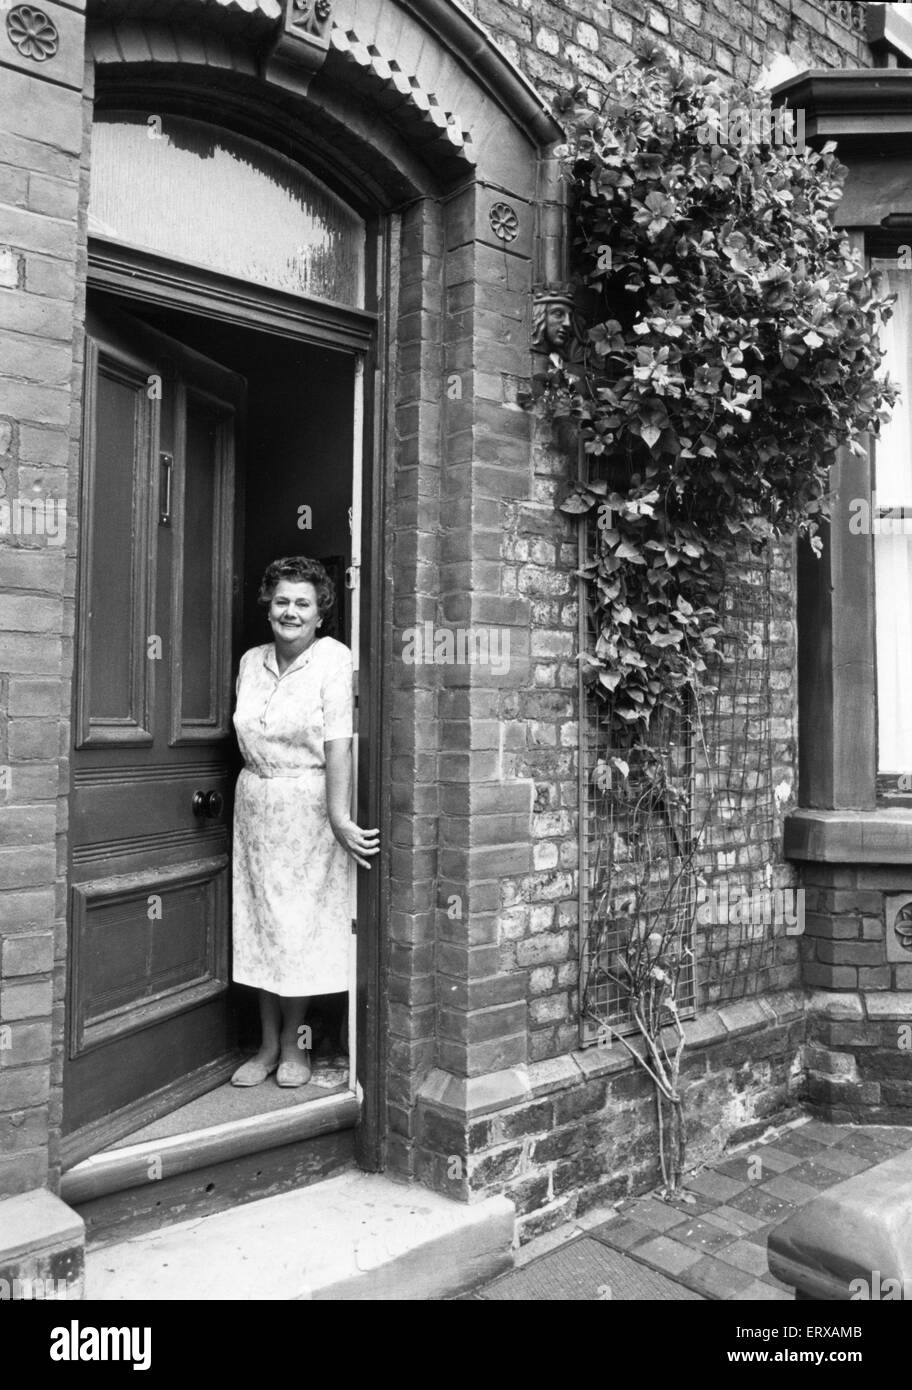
[[831, 1132, 900, 1159], [703, 1209, 756, 1238], [621, 1196, 690, 1232], [680, 1253, 755, 1299], [717, 1147, 801, 1178], [478, 1237, 704, 1301], [785, 1159, 851, 1191], [633, 1234, 704, 1276], [716, 1239, 771, 1277], [588, 1217, 654, 1252], [711, 1203, 769, 1233], [859, 1125, 912, 1149], [766, 1131, 828, 1158], [813, 1147, 876, 1176], [726, 1188, 797, 1223], [729, 1277, 792, 1300], [669, 1216, 738, 1255], [796, 1121, 854, 1146], [760, 1173, 827, 1205], [686, 1170, 749, 1202]]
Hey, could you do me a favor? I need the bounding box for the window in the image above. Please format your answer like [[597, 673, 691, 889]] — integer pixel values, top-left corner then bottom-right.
[[89, 113, 366, 308], [871, 255, 912, 777]]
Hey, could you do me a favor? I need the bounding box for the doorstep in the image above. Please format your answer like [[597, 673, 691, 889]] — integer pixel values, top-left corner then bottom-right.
[[61, 1085, 356, 1207], [85, 1170, 515, 1300], [62, 1083, 359, 1247]]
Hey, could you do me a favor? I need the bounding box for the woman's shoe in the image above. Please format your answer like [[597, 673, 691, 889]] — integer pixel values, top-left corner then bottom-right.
[[230, 1057, 278, 1087], [277, 1052, 312, 1087]]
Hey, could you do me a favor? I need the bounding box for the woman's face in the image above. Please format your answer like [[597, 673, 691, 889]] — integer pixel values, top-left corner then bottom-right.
[[268, 579, 321, 651]]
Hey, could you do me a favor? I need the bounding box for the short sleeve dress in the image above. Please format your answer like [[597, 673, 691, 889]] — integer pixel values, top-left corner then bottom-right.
[[231, 636, 354, 997]]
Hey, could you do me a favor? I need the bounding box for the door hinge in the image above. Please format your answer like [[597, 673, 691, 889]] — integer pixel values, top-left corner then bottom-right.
[[345, 563, 360, 590]]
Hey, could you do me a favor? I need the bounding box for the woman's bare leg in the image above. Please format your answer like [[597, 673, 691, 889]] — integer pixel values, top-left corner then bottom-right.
[[230, 989, 281, 1084], [279, 995, 309, 1060], [258, 990, 281, 1063], [278, 995, 312, 1081]]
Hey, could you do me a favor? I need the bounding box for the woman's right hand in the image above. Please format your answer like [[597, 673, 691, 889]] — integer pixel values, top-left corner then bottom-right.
[[331, 817, 380, 870]]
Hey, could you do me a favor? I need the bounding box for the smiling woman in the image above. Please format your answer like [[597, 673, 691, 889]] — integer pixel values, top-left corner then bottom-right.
[[230, 556, 380, 1089]]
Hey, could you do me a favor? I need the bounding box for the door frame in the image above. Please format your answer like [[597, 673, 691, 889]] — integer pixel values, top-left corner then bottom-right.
[[68, 236, 388, 1171]]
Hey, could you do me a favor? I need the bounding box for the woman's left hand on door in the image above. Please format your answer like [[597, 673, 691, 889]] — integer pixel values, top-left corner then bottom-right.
[[331, 817, 380, 870]]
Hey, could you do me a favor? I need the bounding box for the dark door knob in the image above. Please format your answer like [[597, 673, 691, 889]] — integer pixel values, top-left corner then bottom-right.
[[192, 789, 224, 819]]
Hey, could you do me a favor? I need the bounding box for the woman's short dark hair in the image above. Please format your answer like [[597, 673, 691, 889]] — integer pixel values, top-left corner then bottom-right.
[[258, 556, 335, 618]]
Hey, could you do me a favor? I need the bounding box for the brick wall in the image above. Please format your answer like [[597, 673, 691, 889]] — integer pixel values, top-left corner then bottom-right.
[[0, 1, 87, 1201], [802, 868, 912, 1124], [462, 0, 869, 99], [452, 1, 872, 1071], [414, 0, 879, 1223], [414, 994, 806, 1242]]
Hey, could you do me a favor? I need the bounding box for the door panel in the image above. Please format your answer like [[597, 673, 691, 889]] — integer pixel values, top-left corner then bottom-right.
[[65, 302, 246, 1153], [170, 384, 236, 743], [69, 858, 229, 1051], [77, 339, 156, 745]]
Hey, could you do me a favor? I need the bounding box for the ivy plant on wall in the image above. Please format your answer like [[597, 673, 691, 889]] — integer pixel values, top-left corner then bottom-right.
[[540, 48, 898, 1193], [548, 49, 896, 744]]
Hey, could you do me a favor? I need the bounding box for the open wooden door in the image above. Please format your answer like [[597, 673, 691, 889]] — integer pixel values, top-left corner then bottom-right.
[[64, 303, 246, 1162]]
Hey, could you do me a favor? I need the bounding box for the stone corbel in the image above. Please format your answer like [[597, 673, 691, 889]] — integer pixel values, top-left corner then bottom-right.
[[263, 0, 333, 97]]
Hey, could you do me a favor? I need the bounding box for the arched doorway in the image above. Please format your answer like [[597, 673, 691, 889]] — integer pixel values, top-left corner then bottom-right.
[[56, 0, 562, 1228], [65, 108, 376, 1171]]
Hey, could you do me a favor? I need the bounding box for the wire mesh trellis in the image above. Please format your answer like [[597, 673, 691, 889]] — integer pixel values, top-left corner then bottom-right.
[[579, 540, 784, 1045]]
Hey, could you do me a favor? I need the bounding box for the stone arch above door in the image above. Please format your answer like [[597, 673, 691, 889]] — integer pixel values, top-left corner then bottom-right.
[[86, 0, 561, 201]]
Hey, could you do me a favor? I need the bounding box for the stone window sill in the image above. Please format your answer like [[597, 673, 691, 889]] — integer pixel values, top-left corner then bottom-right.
[[784, 809, 912, 864]]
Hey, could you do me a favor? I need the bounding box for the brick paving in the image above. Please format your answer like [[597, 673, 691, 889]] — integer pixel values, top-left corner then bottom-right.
[[469, 1118, 912, 1301]]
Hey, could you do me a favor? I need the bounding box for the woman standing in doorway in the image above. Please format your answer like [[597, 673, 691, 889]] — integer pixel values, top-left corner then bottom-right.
[[230, 556, 379, 1088]]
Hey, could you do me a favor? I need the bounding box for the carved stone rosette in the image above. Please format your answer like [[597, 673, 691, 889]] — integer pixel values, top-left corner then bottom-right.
[[6, 5, 59, 62]]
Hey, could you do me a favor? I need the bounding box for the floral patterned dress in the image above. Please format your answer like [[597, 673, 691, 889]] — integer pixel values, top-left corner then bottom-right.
[[232, 636, 353, 997]]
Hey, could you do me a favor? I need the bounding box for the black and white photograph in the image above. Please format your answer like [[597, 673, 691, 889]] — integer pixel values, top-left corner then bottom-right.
[[1, 0, 912, 1344]]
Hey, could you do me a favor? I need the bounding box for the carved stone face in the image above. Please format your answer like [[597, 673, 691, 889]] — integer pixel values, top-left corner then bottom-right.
[[545, 303, 573, 351], [532, 293, 581, 359]]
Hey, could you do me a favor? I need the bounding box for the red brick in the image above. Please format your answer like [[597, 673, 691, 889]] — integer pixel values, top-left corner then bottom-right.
[[1, 932, 53, 974], [0, 1148, 47, 1196], [0, 1021, 51, 1065], [0, 1065, 49, 1108]]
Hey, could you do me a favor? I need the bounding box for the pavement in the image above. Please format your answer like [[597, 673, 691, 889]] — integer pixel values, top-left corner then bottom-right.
[[467, 1117, 912, 1300]]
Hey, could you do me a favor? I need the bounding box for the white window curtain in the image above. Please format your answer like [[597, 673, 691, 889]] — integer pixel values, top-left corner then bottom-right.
[[872, 260, 912, 771]]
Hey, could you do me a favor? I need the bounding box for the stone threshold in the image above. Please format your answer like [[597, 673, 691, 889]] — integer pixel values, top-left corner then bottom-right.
[[60, 1088, 359, 1207], [84, 1170, 515, 1300]]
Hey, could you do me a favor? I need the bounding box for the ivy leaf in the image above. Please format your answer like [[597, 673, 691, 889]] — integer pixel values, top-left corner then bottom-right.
[[559, 486, 597, 514], [615, 540, 646, 563]]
